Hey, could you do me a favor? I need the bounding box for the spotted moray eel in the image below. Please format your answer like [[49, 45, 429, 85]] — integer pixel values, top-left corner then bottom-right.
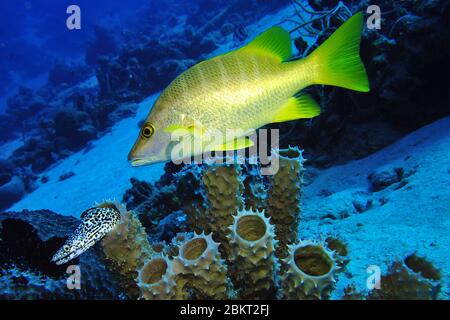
[[52, 203, 121, 265]]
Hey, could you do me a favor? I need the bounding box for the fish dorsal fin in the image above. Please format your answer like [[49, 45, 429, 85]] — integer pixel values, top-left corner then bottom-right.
[[240, 27, 292, 62], [271, 93, 321, 123]]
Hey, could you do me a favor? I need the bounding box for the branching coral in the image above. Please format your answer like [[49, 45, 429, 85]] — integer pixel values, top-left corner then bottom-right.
[[283, 0, 352, 57]]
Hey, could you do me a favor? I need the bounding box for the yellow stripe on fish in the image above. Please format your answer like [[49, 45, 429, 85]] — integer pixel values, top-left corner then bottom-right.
[[128, 12, 370, 166]]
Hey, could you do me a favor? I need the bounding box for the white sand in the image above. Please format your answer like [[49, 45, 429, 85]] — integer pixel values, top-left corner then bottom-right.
[[10, 94, 165, 216], [301, 116, 450, 299]]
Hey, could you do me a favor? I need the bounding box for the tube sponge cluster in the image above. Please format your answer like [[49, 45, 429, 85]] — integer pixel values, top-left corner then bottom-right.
[[135, 208, 339, 300], [137, 232, 228, 299], [98, 146, 443, 299], [100, 201, 154, 299], [180, 147, 305, 262]]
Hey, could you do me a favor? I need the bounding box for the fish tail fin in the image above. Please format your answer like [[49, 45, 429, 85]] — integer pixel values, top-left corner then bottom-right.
[[306, 12, 370, 92]]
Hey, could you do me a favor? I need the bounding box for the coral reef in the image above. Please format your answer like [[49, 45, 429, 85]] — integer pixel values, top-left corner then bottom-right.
[[0, 175, 25, 211], [85, 25, 118, 66], [175, 165, 208, 234], [47, 61, 89, 88]]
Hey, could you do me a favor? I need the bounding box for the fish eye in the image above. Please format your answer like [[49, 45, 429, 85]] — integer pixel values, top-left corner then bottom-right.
[[141, 124, 154, 138], [63, 245, 70, 253]]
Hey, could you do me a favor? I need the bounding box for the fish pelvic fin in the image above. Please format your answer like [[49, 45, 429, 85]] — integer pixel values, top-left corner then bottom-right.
[[271, 93, 321, 123], [306, 12, 370, 92], [239, 27, 292, 62]]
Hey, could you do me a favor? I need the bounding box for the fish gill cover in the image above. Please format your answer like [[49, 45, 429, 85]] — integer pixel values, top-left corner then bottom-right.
[[0, 0, 449, 302]]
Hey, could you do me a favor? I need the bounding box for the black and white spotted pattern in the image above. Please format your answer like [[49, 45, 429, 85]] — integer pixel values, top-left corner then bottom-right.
[[51, 204, 121, 265]]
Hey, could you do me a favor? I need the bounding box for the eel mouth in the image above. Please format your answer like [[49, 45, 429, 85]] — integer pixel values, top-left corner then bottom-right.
[[51, 252, 72, 266], [51, 247, 83, 265]]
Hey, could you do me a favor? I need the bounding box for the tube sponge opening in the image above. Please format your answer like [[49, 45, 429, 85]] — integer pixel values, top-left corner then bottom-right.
[[236, 215, 267, 242], [293, 245, 334, 277], [140, 258, 168, 284], [181, 238, 208, 261]]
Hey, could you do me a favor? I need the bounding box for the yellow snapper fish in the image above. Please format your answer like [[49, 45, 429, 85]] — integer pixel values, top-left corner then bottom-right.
[[128, 12, 369, 166]]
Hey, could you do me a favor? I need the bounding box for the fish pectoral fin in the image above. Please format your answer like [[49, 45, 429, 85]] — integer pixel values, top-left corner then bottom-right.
[[239, 27, 292, 62], [164, 124, 187, 134], [212, 137, 254, 151], [164, 124, 205, 139], [271, 93, 321, 123]]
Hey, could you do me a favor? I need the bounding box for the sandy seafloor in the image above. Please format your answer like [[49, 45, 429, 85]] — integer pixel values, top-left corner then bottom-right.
[[4, 4, 449, 299]]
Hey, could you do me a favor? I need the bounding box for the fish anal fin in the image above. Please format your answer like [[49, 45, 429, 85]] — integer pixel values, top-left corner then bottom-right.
[[271, 93, 321, 123], [240, 27, 292, 62], [212, 137, 254, 151]]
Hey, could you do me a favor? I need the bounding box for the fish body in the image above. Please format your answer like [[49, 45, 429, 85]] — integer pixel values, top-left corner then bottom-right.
[[161, 51, 311, 132], [129, 13, 369, 166], [51, 203, 121, 265]]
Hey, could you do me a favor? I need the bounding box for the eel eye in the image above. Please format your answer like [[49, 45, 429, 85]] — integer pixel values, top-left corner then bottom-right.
[[63, 245, 70, 253], [141, 124, 154, 138]]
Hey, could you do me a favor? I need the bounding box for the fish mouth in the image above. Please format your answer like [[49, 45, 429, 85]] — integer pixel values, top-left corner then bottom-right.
[[130, 157, 165, 167]]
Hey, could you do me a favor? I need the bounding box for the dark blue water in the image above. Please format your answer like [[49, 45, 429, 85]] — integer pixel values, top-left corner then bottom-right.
[[0, 0, 154, 109]]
